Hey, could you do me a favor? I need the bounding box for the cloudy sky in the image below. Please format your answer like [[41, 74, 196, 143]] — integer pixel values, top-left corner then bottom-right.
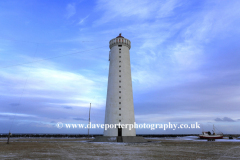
[[0, 0, 240, 134]]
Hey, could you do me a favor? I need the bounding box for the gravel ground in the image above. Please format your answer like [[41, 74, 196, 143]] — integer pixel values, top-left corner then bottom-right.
[[0, 137, 240, 159]]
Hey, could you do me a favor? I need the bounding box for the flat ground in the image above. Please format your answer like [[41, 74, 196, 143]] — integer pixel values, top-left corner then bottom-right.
[[0, 137, 240, 159]]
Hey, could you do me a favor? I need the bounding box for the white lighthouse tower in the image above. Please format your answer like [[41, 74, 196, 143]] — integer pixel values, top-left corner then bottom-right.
[[104, 33, 136, 137], [93, 34, 146, 142]]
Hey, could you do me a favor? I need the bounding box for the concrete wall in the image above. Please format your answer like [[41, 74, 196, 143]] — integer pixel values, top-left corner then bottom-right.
[[104, 36, 136, 136]]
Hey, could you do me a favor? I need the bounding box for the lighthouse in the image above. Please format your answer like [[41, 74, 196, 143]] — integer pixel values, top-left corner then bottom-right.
[[93, 34, 147, 142], [104, 33, 136, 136]]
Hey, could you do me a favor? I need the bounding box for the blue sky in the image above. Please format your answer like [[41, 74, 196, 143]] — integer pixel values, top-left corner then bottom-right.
[[0, 0, 240, 134]]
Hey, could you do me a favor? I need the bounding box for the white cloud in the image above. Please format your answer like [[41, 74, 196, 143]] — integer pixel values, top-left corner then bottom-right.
[[135, 112, 218, 123], [47, 102, 91, 108], [95, 0, 180, 25], [0, 61, 107, 109], [170, 42, 202, 70], [132, 0, 240, 87], [92, 0, 240, 94], [65, 3, 76, 19], [156, 0, 181, 18], [78, 15, 89, 25], [0, 112, 36, 117]]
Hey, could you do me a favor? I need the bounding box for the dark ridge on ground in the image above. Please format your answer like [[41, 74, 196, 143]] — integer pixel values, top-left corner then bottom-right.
[[0, 134, 239, 138]]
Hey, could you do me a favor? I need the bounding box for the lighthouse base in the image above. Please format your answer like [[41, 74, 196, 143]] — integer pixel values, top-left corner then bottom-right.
[[92, 136, 148, 143]]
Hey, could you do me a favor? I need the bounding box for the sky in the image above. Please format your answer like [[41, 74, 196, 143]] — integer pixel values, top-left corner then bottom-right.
[[0, 0, 240, 134]]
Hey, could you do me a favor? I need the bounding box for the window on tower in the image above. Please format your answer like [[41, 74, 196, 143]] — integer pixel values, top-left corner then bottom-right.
[[119, 102, 121, 104], [119, 114, 121, 116], [119, 75, 121, 77], [119, 70, 121, 72], [119, 91, 121, 93], [118, 45, 122, 47], [119, 120, 121, 122], [119, 86, 121, 88], [119, 56, 121, 58], [119, 80, 121, 83], [119, 108, 121, 110]]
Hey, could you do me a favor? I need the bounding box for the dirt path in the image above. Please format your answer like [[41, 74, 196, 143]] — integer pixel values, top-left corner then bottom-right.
[[0, 138, 240, 159]]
